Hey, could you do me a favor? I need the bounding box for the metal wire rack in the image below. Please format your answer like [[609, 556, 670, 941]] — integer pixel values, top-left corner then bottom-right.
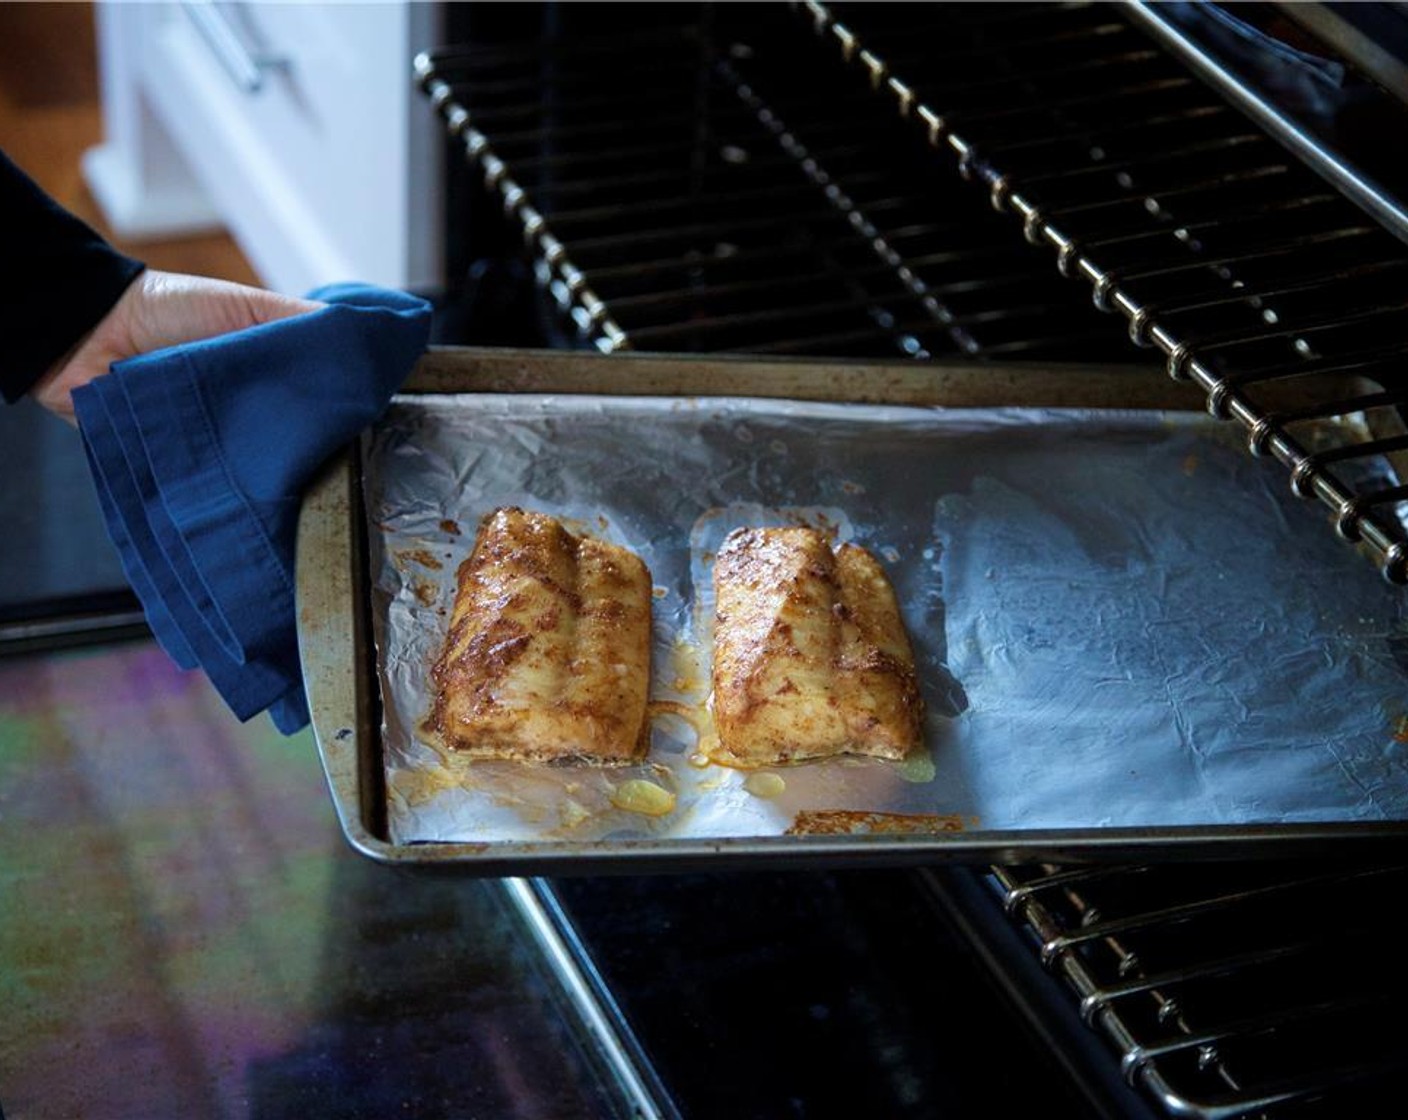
[[415, 12, 1146, 364], [794, 0, 1408, 583], [987, 861, 1408, 1119]]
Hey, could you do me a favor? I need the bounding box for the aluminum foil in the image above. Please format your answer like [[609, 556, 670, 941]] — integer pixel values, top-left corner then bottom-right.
[[362, 394, 1408, 847]]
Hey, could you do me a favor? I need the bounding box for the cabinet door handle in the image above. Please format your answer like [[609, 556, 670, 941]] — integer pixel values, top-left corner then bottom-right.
[[181, 1, 288, 94]]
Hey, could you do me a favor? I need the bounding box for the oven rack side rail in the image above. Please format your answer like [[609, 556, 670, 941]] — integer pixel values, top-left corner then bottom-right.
[[413, 49, 630, 354], [793, 0, 1408, 584]]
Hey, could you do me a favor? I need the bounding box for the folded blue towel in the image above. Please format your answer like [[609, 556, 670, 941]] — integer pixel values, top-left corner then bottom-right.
[[73, 284, 432, 733]]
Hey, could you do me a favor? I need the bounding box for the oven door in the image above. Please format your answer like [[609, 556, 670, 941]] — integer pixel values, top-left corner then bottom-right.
[[0, 401, 147, 653]]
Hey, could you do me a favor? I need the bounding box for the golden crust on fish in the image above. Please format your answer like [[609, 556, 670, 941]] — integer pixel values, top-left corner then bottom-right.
[[429, 507, 652, 764], [709, 527, 923, 767]]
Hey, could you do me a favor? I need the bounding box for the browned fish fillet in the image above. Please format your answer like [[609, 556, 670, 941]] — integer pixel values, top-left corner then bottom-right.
[[429, 507, 652, 764], [710, 527, 923, 766]]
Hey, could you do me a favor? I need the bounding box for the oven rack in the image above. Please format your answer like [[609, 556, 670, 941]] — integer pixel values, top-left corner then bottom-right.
[[414, 47, 630, 352], [987, 861, 1408, 1119], [796, 0, 1408, 584], [414, 15, 1144, 364]]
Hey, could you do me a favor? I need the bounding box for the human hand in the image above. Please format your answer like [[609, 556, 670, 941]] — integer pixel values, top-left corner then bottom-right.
[[32, 269, 322, 423]]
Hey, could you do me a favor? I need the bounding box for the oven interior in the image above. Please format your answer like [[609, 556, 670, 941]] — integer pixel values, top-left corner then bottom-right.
[[415, 3, 1408, 1117]]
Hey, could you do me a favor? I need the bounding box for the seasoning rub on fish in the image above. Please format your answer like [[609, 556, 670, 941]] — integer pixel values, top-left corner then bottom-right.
[[710, 527, 923, 767], [430, 507, 652, 764]]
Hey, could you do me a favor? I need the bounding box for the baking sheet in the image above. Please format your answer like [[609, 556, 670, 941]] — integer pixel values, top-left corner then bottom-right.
[[362, 395, 1408, 848]]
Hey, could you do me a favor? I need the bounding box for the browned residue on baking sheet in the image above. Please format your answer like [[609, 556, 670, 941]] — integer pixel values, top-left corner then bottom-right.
[[398, 548, 444, 570], [787, 810, 966, 836], [440, 519, 462, 536]]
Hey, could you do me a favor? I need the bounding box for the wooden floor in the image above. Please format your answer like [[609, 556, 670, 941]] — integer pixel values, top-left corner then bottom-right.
[[0, 2, 259, 286]]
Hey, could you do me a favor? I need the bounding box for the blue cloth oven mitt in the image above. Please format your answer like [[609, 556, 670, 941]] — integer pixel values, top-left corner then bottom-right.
[[72, 283, 432, 733]]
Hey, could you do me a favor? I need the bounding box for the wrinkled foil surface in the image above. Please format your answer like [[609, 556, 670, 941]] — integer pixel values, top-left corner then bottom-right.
[[362, 394, 1408, 847]]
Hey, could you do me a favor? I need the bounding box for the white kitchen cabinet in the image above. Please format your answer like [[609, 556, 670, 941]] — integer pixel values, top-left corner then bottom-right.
[[85, 1, 443, 296]]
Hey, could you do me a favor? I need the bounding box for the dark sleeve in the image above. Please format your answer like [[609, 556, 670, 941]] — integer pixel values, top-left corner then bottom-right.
[[1, 149, 146, 403]]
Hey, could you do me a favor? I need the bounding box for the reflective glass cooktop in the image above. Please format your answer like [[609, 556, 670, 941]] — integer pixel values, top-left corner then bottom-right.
[[0, 642, 628, 1119]]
